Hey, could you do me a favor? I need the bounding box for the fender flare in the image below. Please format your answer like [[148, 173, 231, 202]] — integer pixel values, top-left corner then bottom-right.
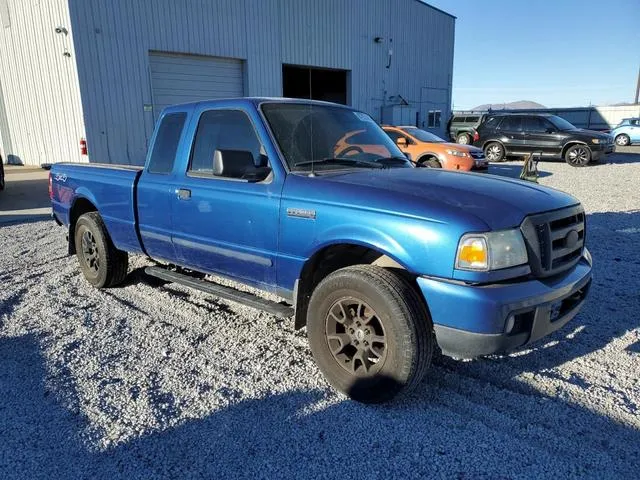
[[561, 140, 591, 158]]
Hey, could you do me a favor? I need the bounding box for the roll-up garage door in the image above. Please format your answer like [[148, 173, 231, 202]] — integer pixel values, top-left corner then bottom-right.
[[149, 52, 244, 120]]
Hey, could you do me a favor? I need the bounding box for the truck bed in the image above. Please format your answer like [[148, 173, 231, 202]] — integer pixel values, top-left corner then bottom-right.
[[51, 163, 144, 254]]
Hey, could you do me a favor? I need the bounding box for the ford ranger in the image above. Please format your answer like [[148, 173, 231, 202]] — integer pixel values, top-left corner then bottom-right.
[[50, 98, 592, 403]]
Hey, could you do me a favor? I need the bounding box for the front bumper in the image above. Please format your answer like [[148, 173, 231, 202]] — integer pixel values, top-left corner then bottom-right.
[[417, 253, 592, 358], [591, 144, 614, 159]]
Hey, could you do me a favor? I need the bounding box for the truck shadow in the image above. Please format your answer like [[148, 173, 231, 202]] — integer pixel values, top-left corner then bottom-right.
[[2, 335, 638, 479]]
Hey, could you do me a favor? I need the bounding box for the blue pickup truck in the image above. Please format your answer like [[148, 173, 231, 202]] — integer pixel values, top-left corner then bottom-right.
[[50, 98, 592, 403]]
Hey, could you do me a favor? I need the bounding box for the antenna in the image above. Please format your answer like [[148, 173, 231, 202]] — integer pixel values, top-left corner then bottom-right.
[[308, 68, 316, 177]]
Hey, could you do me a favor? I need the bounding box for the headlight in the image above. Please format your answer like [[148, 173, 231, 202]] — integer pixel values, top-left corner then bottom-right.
[[591, 138, 600, 144], [446, 149, 468, 157], [456, 229, 528, 271]]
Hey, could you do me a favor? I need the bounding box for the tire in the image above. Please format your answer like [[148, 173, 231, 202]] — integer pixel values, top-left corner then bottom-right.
[[307, 265, 433, 403], [484, 142, 505, 162], [0, 160, 5, 191], [74, 212, 128, 288], [456, 132, 471, 145], [564, 144, 591, 167], [420, 157, 442, 169], [615, 134, 630, 146]]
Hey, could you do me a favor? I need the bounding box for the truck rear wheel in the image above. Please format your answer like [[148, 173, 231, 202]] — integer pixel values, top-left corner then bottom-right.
[[74, 212, 128, 288], [307, 265, 433, 403]]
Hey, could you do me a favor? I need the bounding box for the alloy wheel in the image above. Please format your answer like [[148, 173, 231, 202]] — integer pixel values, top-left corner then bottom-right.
[[485, 144, 502, 161], [325, 297, 387, 376], [567, 146, 590, 166], [615, 135, 629, 146]]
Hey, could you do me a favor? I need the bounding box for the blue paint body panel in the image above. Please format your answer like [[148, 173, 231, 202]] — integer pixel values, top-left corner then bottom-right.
[[50, 98, 592, 353]]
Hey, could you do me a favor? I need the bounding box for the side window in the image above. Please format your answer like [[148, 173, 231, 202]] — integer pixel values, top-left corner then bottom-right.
[[524, 117, 547, 133], [482, 116, 499, 129], [148, 113, 187, 174], [385, 130, 402, 142], [465, 116, 480, 123], [630, 119, 640, 126], [428, 110, 442, 128], [500, 116, 523, 131], [189, 110, 262, 177]]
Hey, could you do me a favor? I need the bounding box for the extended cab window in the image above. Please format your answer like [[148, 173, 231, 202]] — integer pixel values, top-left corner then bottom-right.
[[189, 110, 262, 177], [148, 112, 187, 174]]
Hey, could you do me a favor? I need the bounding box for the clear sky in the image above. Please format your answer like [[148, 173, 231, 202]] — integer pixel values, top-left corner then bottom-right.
[[426, 0, 640, 110]]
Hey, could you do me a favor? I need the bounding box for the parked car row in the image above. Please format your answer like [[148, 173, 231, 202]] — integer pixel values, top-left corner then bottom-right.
[[610, 117, 640, 146], [447, 112, 618, 167]]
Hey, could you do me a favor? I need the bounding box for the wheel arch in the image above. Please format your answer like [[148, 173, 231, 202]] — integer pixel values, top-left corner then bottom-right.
[[416, 151, 443, 165], [293, 241, 418, 330], [68, 196, 98, 254], [561, 140, 591, 158], [481, 139, 505, 150]]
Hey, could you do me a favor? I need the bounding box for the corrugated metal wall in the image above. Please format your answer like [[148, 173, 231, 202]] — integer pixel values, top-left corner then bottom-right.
[[0, 0, 86, 166], [65, 0, 454, 165]]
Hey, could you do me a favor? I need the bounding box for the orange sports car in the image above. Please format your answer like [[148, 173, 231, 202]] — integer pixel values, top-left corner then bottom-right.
[[382, 126, 488, 171]]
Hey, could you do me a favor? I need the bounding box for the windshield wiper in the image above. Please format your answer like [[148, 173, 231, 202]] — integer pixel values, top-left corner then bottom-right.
[[374, 156, 423, 167], [293, 157, 385, 169]]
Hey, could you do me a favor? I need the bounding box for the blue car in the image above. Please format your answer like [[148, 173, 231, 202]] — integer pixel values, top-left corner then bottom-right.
[[611, 117, 640, 146]]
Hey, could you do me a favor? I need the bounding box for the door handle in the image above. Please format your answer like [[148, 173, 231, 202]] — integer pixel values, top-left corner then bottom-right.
[[176, 188, 191, 200]]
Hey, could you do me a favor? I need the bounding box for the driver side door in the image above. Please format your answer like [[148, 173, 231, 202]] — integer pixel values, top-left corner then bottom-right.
[[523, 116, 564, 155], [170, 106, 282, 289]]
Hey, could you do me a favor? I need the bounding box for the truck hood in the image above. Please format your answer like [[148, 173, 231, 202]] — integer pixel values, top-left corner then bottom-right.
[[314, 168, 580, 230]]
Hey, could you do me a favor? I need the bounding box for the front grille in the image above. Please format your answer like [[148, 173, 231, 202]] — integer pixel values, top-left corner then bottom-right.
[[520, 205, 585, 278]]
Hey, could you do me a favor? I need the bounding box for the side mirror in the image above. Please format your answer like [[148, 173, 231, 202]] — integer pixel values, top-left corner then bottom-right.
[[545, 127, 556, 134], [213, 149, 271, 182], [396, 137, 408, 147]]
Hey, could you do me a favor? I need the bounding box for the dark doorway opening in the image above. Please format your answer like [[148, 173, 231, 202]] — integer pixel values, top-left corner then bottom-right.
[[282, 65, 349, 105]]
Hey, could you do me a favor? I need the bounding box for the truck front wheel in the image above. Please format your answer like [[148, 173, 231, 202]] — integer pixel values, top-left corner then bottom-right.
[[307, 265, 433, 403], [74, 212, 128, 288]]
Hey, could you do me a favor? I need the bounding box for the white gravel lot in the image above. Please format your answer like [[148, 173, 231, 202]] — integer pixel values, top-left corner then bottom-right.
[[1, 148, 639, 479]]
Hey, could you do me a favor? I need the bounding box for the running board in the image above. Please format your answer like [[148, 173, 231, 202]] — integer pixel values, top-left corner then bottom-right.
[[145, 266, 294, 318]]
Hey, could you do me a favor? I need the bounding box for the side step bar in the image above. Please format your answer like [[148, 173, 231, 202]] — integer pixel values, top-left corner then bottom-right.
[[145, 266, 294, 319]]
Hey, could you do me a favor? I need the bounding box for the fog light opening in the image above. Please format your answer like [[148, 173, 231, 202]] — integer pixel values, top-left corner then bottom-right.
[[505, 315, 515, 334]]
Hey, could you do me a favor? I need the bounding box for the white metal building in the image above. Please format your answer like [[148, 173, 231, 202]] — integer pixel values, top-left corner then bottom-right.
[[0, 0, 455, 166]]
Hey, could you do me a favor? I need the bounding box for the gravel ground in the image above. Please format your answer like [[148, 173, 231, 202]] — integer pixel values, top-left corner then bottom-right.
[[1, 148, 639, 479]]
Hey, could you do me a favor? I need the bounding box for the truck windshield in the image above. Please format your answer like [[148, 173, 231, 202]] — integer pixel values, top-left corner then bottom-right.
[[261, 103, 410, 171]]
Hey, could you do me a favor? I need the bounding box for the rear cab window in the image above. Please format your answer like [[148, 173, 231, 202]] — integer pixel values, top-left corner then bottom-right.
[[148, 112, 187, 174]]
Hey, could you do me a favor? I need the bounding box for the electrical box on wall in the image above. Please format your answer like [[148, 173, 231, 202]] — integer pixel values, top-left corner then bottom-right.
[[381, 105, 417, 126]]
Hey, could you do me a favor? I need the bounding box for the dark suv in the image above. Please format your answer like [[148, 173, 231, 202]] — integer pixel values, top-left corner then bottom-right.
[[474, 113, 613, 166], [447, 113, 486, 144]]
